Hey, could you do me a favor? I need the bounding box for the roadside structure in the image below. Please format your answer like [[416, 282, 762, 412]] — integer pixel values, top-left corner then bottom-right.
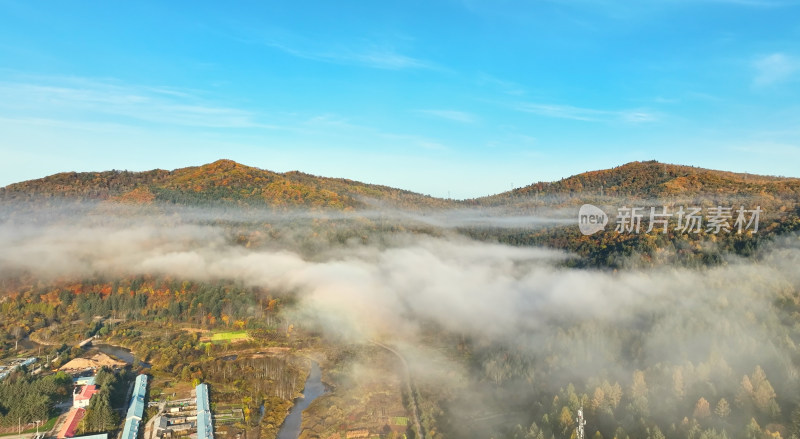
[[57, 408, 86, 439], [0, 357, 37, 381], [121, 374, 148, 439], [195, 383, 213, 439], [72, 434, 108, 439], [73, 384, 99, 408], [73, 376, 96, 386]]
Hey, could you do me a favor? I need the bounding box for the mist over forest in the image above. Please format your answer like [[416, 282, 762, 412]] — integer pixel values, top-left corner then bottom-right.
[[1, 197, 799, 439]]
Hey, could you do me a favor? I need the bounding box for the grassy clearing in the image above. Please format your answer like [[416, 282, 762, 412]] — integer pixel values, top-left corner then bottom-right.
[[0, 415, 59, 437], [209, 331, 250, 342]]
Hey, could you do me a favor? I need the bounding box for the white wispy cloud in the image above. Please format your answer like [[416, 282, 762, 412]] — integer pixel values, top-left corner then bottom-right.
[[652, 96, 681, 104], [0, 74, 450, 158], [475, 73, 527, 96], [234, 27, 437, 71], [415, 109, 478, 123], [266, 40, 433, 70], [0, 77, 268, 129], [753, 53, 800, 87], [516, 101, 658, 123], [621, 111, 658, 123], [349, 49, 432, 70]]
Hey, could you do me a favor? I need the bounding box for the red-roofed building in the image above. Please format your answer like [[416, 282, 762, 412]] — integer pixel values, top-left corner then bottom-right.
[[58, 408, 86, 438], [73, 384, 98, 408]]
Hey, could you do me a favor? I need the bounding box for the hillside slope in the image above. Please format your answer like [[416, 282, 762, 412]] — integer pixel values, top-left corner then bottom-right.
[[0, 159, 799, 269], [473, 160, 800, 208], [0, 159, 455, 210], [6, 159, 799, 209]]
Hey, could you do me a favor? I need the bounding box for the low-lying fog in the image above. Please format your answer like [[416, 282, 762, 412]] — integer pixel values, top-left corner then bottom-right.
[[2, 202, 799, 438]]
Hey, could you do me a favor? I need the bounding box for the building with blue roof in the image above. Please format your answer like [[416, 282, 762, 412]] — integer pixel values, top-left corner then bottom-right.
[[73, 433, 108, 439], [0, 357, 37, 382], [121, 374, 148, 439], [73, 376, 96, 386], [126, 374, 148, 421], [120, 417, 139, 439], [196, 383, 213, 439]]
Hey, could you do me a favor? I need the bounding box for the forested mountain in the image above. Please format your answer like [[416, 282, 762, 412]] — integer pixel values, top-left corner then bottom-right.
[[3, 159, 799, 210], [0, 159, 455, 210], [458, 161, 800, 268], [474, 160, 800, 207], [2, 159, 799, 269]]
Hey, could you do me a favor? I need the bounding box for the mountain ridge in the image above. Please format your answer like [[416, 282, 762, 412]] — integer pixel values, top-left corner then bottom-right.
[[1, 159, 799, 269], [482, 160, 800, 199], [0, 159, 455, 210], [2, 159, 799, 209]]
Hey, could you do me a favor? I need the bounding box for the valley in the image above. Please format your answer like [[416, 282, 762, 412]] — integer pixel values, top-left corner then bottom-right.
[[1, 160, 800, 439]]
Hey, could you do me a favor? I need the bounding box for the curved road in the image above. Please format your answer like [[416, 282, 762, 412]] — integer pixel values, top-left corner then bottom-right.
[[370, 341, 425, 439]]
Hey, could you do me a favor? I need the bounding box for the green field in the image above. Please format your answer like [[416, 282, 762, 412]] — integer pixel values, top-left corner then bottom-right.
[[209, 331, 250, 342], [0, 416, 59, 437]]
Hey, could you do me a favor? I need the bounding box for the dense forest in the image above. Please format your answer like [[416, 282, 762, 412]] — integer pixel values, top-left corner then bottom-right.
[[0, 278, 265, 352], [0, 370, 72, 427], [3, 159, 799, 213], [396, 233, 800, 439], [474, 161, 800, 208], [0, 276, 308, 438], [0, 159, 453, 210], [461, 203, 800, 268], [79, 367, 127, 434], [4, 246, 800, 439]]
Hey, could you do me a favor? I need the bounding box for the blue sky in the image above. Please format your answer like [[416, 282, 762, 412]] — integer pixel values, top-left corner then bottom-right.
[[1, 0, 799, 198]]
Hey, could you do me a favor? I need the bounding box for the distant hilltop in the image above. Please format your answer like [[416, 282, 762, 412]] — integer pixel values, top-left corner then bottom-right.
[[1, 159, 799, 209]]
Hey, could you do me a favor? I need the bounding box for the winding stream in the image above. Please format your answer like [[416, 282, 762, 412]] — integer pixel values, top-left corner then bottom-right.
[[94, 343, 151, 368], [276, 361, 325, 439]]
